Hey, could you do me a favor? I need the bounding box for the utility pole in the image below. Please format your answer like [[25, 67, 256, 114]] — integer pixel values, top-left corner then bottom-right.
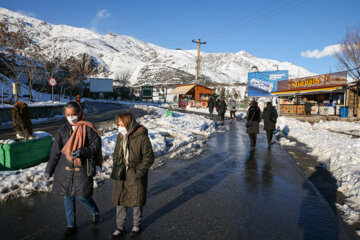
[[192, 39, 206, 84]]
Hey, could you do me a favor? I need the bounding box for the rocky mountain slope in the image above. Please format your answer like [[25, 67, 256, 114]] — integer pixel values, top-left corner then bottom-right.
[[0, 7, 314, 86]]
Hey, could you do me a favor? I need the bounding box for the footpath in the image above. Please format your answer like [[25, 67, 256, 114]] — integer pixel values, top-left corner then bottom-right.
[[0, 119, 354, 240]]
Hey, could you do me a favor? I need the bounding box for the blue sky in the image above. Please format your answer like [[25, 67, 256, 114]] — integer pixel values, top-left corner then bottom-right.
[[1, 0, 360, 75]]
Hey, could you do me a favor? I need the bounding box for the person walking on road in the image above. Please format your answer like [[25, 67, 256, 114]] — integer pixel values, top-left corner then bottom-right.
[[305, 100, 312, 116], [208, 96, 215, 117], [215, 98, 220, 116], [111, 113, 154, 238], [262, 102, 278, 147], [44, 101, 102, 238], [229, 98, 237, 123], [246, 100, 262, 149], [219, 98, 227, 122]]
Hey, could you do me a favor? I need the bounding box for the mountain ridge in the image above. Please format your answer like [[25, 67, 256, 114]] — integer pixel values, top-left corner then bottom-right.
[[0, 7, 314, 86]]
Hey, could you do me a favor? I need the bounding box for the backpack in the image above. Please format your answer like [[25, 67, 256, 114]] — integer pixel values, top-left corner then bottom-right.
[[270, 110, 278, 124]]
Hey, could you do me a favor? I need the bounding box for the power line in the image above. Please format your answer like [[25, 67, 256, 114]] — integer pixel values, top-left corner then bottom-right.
[[200, 0, 287, 40], [206, 0, 306, 42]]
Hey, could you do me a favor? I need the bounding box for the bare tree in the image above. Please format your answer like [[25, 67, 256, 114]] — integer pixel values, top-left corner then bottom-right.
[[0, 22, 30, 81], [115, 71, 131, 87], [20, 43, 43, 102], [335, 26, 360, 80]]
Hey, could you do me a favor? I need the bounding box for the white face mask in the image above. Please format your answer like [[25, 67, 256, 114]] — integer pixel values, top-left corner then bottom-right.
[[67, 116, 78, 125], [118, 126, 128, 135]]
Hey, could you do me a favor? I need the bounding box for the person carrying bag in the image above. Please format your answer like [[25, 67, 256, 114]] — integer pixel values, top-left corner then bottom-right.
[[111, 113, 154, 238]]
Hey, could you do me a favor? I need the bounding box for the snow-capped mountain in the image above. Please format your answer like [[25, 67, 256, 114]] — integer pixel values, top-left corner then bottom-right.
[[0, 7, 314, 86]]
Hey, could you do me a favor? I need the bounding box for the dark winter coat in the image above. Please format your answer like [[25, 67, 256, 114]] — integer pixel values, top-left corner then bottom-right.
[[246, 107, 261, 134], [45, 122, 101, 197], [112, 125, 154, 207], [208, 97, 215, 113], [215, 100, 220, 109], [263, 106, 278, 130], [219, 100, 227, 114], [305, 101, 312, 112]]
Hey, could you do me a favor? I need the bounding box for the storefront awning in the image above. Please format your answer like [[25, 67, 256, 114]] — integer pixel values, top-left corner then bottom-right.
[[272, 86, 344, 96], [169, 85, 195, 95]]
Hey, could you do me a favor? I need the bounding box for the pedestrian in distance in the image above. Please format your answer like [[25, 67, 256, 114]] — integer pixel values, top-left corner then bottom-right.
[[262, 102, 278, 147], [215, 98, 220, 116], [305, 100, 312, 116], [246, 100, 262, 149], [229, 98, 237, 123], [208, 96, 215, 117], [219, 97, 227, 122], [44, 101, 103, 238], [111, 113, 154, 238]]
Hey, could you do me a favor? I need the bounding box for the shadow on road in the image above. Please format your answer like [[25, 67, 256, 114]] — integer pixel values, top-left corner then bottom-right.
[[298, 165, 339, 240], [142, 154, 236, 231]]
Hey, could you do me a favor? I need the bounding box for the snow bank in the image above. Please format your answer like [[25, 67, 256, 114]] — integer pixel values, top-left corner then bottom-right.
[[276, 117, 360, 224], [184, 105, 246, 119], [0, 105, 217, 202]]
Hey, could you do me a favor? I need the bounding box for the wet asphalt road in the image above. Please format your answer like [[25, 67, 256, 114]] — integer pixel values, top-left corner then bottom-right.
[[0, 117, 354, 240]]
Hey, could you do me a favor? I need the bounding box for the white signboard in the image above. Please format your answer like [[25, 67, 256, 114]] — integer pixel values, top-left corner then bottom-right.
[[89, 78, 113, 93], [319, 106, 335, 116]]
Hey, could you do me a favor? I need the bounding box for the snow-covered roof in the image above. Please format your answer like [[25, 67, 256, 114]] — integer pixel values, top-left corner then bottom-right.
[[169, 85, 195, 95]]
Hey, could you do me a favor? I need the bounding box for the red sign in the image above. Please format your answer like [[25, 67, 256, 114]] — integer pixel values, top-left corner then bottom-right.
[[49, 78, 57, 86]]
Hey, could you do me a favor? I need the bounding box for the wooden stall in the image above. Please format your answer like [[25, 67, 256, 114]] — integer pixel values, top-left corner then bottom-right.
[[169, 84, 214, 108], [273, 72, 348, 116]]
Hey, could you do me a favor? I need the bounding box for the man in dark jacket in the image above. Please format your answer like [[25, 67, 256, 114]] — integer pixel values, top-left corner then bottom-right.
[[215, 98, 220, 115], [208, 96, 215, 117], [305, 100, 312, 116], [263, 102, 278, 147], [218, 98, 227, 121], [246, 100, 261, 148]]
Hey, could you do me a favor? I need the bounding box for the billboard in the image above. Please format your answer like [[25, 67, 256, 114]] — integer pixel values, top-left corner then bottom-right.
[[248, 70, 288, 97], [89, 78, 113, 93], [277, 71, 347, 92]]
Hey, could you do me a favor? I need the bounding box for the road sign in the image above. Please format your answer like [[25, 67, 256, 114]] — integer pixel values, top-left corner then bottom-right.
[[49, 78, 57, 86]]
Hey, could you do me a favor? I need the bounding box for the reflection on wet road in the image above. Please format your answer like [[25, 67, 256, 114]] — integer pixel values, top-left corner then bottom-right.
[[0, 119, 353, 239]]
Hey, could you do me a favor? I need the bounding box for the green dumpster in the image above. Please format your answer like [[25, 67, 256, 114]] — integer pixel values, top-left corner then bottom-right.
[[166, 110, 174, 117], [0, 136, 52, 171]]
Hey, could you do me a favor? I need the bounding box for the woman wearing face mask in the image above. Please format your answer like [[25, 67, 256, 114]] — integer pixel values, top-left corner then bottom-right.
[[111, 113, 154, 238], [44, 101, 103, 238]]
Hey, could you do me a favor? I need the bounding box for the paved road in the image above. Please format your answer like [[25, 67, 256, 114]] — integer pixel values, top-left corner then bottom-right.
[[0, 119, 353, 240], [0, 102, 146, 140]]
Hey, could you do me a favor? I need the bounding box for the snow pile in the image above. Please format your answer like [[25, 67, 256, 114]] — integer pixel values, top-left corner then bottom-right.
[[276, 117, 360, 224], [184, 105, 246, 119], [0, 105, 217, 202], [314, 120, 360, 137]]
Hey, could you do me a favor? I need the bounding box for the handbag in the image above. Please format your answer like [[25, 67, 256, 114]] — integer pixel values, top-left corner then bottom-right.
[[246, 111, 256, 128], [86, 156, 96, 177], [110, 161, 126, 181]]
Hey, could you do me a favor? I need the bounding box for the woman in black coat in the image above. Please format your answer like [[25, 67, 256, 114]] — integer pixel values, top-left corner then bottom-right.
[[208, 96, 215, 116], [246, 100, 262, 148], [262, 102, 278, 146], [219, 98, 227, 121], [45, 101, 102, 238]]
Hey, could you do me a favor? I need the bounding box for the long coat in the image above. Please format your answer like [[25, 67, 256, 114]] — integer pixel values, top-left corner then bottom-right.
[[208, 98, 215, 113], [263, 106, 277, 130], [305, 102, 312, 112], [219, 100, 227, 114], [246, 107, 261, 134], [112, 125, 154, 207], [45, 123, 101, 197]]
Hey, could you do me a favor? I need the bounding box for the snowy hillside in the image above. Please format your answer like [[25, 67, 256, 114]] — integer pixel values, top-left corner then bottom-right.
[[0, 7, 314, 86]]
